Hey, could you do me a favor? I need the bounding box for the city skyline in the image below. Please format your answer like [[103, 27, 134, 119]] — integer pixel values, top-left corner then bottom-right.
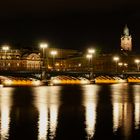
[[0, 1, 140, 52]]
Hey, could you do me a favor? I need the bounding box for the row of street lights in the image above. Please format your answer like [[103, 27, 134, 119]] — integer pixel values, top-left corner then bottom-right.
[[113, 56, 140, 72], [39, 42, 58, 80], [1, 43, 140, 75], [86, 48, 95, 72], [1, 43, 57, 79], [39, 42, 58, 69]]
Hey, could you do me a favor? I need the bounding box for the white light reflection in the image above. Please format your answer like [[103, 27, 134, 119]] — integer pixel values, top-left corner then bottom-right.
[[86, 103, 96, 138], [123, 103, 133, 139], [111, 83, 133, 139], [33, 86, 60, 140], [38, 104, 48, 140], [1, 88, 13, 140], [134, 103, 140, 129], [50, 105, 58, 139], [113, 103, 123, 132], [111, 84, 127, 132], [82, 85, 99, 139], [133, 85, 140, 129]]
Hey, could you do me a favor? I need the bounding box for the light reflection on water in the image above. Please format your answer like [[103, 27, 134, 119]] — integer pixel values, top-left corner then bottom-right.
[[0, 84, 140, 140], [0, 88, 13, 140], [133, 85, 140, 129], [82, 85, 99, 139], [33, 86, 60, 140]]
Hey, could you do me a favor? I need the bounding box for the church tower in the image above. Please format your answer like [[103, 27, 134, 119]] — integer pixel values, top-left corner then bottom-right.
[[121, 25, 132, 52]]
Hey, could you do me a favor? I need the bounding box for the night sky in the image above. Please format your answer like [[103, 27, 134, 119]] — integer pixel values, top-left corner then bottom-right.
[[0, 0, 140, 53]]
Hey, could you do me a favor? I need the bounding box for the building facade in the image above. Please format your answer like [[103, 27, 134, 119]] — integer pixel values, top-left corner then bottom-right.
[[0, 49, 41, 71], [121, 25, 132, 52]]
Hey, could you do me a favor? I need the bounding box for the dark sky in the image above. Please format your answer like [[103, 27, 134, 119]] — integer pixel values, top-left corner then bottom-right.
[[0, 0, 140, 53]]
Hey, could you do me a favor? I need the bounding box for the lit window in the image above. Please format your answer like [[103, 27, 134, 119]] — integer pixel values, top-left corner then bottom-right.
[[16, 55, 20, 59], [2, 56, 6, 59], [7, 56, 11, 59]]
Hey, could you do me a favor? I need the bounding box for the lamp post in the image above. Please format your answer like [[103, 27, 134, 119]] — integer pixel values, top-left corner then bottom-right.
[[118, 62, 128, 72], [39, 43, 48, 80], [2, 45, 10, 70], [50, 50, 57, 71], [88, 48, 95, 54], [135, 59, 140, 72], [88, 48, 95, 72], [86, 54, 92, 71], [113, 56, 119, 73], [123, 63, 128, 72]]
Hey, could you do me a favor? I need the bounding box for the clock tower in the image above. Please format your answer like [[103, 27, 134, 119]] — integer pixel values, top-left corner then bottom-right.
[[121, 25, 132, 52]]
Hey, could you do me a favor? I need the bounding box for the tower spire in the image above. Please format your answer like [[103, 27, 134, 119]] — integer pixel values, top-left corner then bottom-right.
[[121, 24, 132, 52], [124, 24, 129, 36]]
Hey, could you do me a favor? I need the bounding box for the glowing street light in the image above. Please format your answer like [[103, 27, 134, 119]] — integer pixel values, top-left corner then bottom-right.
[[40, 43, 48, 49], [118, 62, 123, 66], [135, 59, 140, 71], [39, 43, 48, 58], [88, 48, 95, 54], [39, 42, 48, 80], [50, 50, 58, 70], [118, 62, 128, 72], [86, 54, 93, 59], [2, 45, 10, 69], [124, 63, 128, 67], [86, 54, 92, 71], [50, 50, 57, 56], [113, 56, 119, 72], [2, 45, 9, 51]]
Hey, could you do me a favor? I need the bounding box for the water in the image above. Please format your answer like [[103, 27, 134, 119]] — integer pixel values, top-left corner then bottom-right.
[[0, 83, 140, 140]]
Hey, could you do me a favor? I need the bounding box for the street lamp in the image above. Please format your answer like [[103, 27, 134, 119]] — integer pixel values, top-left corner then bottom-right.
[[87, 48, 95, 71], [2, 45, 10, 69], [118, 62, 128, 72], [88, 48, 95, 54], [40, 43, 48, 58], [39, 43, 48, 80], [86, 54, 92, 71], [50, 50, 57, 70], [135, 59, 140, 71], [113, 56, 119, 73]]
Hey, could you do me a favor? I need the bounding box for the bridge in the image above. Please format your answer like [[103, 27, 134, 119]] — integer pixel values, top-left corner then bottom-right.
[[1, 70, 140, 80]]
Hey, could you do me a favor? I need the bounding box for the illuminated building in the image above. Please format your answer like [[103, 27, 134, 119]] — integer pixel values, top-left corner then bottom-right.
[[0, 48, 80, 71], [0, 49, 41, 71], [121, 25, 132, 53]]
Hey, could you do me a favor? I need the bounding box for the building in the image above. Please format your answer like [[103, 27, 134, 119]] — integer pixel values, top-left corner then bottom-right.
[[121, 25, 132, 53], [0, 48, 81, 71], [60, 25, 139, 73], [0, 49, 41, 71]]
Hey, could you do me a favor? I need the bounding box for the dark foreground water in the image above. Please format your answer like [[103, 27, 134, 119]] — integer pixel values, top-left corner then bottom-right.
[[0, 83, 140, 140]]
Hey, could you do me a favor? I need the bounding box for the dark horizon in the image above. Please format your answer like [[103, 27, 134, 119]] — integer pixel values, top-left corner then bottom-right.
[[0, 0, 140, 53]]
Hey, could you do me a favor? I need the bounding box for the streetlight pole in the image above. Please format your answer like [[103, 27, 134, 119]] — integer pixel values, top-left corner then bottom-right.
[[2, 45, 10, 70], [86, 54, 92, 71], [113, 56, 119, 73], [88, 48, 95, 72], [50, 50, 57, 71], [39, 43, 48, 80], [135, 59, 140, 72]]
